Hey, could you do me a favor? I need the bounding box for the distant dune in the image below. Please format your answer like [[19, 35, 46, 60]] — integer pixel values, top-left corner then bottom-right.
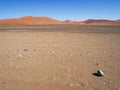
[[0, 16, 120, 25], [82, 19, 120, 25], [0, 16, 63, 25], [63, 19, 120, 25]]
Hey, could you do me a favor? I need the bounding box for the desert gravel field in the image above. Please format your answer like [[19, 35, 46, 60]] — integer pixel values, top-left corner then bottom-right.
[[0, 25, 120, 90]]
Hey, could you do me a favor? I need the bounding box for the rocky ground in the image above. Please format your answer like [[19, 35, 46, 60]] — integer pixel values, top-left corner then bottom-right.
[[0, 25, 120, 90]]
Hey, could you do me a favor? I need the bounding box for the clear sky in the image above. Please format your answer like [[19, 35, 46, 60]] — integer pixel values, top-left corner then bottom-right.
[[0, 0, 120, 21]]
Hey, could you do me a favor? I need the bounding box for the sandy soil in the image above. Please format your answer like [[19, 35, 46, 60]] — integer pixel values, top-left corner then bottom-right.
[[0, 25, 120, 90]]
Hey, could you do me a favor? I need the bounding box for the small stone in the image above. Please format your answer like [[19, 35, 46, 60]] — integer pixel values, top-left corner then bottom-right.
[[69, 84, 74, 87], [97, 70, 104, 76], [66, 69, 70, 72], [110, 55, 113, 57], [19, 54, 22, 57], [96, 63, 99, 66], [6, 87, 9, 89], [51, 50, 55, 53], [18, 77, 21, 80], [87, 52, 93, 56], [24, 49, 28, 51]]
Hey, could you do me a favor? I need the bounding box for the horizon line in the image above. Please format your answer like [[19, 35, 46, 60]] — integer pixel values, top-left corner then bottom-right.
[[0, 16, 120, 21]]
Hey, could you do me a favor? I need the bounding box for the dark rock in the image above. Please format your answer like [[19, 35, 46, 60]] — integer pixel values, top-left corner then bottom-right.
[[93, 70, 104, 77], [24, 49, 28, 51]]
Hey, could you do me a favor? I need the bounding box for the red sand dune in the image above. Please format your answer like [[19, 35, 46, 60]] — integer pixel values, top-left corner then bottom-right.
[[82, 19, 120, 25], [63, 19, 120, 25], [0, 16, 63, 25], [0, 16, 120, 25]]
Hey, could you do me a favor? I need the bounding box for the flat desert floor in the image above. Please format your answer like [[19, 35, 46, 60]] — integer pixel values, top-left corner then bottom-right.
[[0, 25, 120, 90]]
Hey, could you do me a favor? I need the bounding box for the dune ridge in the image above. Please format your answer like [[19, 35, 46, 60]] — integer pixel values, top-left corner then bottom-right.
[[0, 16, 120, 25]]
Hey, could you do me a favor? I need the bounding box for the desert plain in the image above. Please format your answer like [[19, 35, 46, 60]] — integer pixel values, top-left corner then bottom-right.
[[0, 25, 120, 90]]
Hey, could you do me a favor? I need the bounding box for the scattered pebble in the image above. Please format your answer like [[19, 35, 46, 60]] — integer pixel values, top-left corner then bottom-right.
[[51, 50, 55, 53], [24, 49, 28, 51], [110, 55, 113, 57], [69, 84, 74, 87], [70, 54, 73, 56], [66, 69, 70, 72], [6, 87, 9, 89], [17, 49, 19, 51], [18, 77, 21, 80], [96, 63, 99, 66], [79, 53, 82, 56], [87, 52, 93, 56], [5, 55, 9, 58], [19, 54, 22, 57], [110, 63, 113, 66], [0, 65, 2, 68]]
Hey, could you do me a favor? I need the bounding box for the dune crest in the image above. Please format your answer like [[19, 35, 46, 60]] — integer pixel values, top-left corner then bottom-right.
[[0, 16, 63, 25], [0, 16, 120, 25]]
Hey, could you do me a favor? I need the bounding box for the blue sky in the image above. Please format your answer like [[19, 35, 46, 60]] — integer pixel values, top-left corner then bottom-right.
[[0, 0, 120, 21]]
